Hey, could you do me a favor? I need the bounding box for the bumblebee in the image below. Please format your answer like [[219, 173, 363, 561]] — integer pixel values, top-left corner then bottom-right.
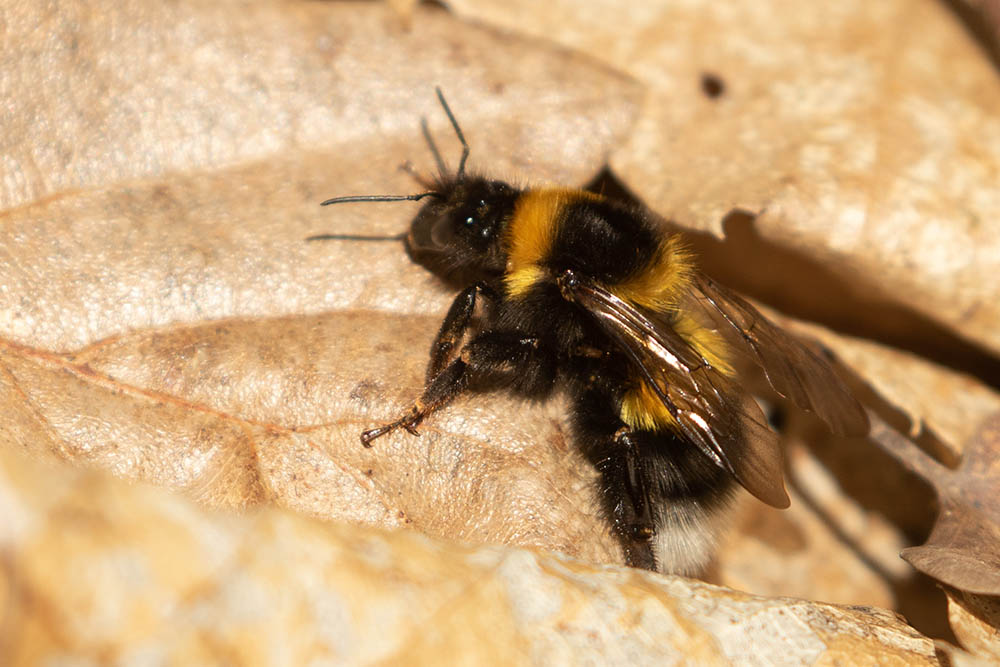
[[310, 90, 869, 573]]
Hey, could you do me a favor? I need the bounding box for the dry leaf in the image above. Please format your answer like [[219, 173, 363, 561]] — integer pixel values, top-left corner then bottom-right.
[[2, 0, 640, 352], [3, 0, 637, 213], [866, 413, 1000, 596], [715, 443, 906, 610], [945, 587, 1000, 660], [0, 447, 941, 664], [1, 311, 620, 564]]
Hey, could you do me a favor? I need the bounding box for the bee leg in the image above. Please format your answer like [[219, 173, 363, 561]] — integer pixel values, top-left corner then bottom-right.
[[572, 383, 658, 569], [426, 281, 500, 382], [360, 357, 470, 446], [361, 331, 556, 446], [606, 427, 658, 570]]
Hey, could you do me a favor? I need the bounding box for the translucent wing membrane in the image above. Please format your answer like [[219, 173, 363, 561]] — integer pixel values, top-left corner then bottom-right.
[[688, 276, 869, 437], [560, 271, 790, 508]]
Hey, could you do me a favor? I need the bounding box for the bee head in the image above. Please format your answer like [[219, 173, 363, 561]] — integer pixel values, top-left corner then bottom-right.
[[310, 88, 517, 282], [406, 176, 518, 279]]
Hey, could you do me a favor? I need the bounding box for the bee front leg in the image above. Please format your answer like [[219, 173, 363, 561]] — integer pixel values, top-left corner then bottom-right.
[[361, 330, 556, 447], [426, 281, 500, 382], [360, 357, 469, 446]]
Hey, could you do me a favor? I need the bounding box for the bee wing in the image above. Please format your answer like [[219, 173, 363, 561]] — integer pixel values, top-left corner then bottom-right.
[[688, 276, 869, 437], [561, 273, 790, 509]]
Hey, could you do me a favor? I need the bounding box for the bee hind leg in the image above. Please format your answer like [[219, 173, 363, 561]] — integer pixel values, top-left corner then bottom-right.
[[570, 387, 657, 569], [605, 427, 659, 570]]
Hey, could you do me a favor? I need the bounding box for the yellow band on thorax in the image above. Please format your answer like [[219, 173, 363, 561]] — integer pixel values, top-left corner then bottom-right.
[[503, 188, 603, 297]]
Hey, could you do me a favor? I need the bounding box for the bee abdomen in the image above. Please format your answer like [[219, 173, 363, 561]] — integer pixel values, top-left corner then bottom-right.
[[652, 499, 732, 575], [571, 378, 735, 574]]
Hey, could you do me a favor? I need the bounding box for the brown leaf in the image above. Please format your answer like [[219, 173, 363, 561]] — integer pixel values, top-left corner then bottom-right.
[[1, 312, 619, 563], [869, 413, 1000, 596], [715, 443, 905, 610], [3, 0, 638, 213], [953, 0, 1000, 66], [945, 587, 1000, 660], [0, 447, 940, 664], [3, 1, 640, 352]]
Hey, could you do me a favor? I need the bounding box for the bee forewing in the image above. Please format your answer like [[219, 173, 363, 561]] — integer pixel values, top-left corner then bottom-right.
[[691, 276, 869, 437], [670, 378, 790, 509]]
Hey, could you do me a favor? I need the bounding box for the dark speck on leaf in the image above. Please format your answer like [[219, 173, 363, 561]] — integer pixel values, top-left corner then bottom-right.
[[701, 72, 726, 99]]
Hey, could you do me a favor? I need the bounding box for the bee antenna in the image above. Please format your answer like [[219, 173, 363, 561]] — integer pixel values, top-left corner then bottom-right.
[[435, 87, 470, 181], [421, 117, 448, 182], [305, 232, 407, 242], [319, 192, 438, 206], [311, 191, 436, 241]]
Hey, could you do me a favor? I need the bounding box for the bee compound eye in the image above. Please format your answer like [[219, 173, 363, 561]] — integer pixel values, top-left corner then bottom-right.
[[464, 215, 475, 226]]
